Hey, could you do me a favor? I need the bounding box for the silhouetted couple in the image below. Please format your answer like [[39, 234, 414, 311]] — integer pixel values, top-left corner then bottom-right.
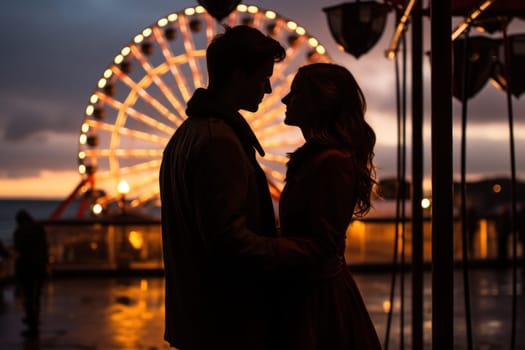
[[160, 25, 381, 350]]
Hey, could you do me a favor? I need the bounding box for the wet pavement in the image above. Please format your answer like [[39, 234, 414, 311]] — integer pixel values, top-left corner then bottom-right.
[[0, 268, 524, 350]]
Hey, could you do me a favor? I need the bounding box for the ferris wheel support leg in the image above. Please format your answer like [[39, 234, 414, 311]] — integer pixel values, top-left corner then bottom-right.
[[49, 178, 89, 220], [76, 197, 90, 219]]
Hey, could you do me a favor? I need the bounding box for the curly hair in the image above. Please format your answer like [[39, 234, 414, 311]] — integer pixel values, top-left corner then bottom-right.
[[296, 63, 377, 216]]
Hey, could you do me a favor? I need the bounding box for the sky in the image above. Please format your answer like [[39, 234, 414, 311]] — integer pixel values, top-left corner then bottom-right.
[[0, 0, 524, 199]]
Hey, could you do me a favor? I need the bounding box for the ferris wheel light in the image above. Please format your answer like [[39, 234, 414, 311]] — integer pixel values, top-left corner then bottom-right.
[[79, 134, 87, 144], [78, 164, 86, 174], [287, 21, 298, 31], [265, 11, 276, 19], [114, 54, 124, 64], [142, 27, 153, 37], [237, 4, 248, 12], [92, 203, 103, 215], [81, 123, 90, 133], [134, 34, 144, 44], [121, 46, 131, 56], [248, 5, 258, 14], [90, 94, 99, 104], [168, 13, 178, 22], [118, 179, 130, 195], [195, 6, 205, 14], [103, 69, 113, 79], [157, 18, 168, 27], [97, 78, 107, 89], [296, 26, 306, 36], [308, 37, 319, 47], [316, 45, 326, 54], [85, 105, 94, 116], [184, 7, 196, 16], [78, 151, 86, 159]]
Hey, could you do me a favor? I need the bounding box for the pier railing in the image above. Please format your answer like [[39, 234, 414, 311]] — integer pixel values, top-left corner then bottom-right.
[[0, 215, 520, 281], [43, 217, 163, 274]]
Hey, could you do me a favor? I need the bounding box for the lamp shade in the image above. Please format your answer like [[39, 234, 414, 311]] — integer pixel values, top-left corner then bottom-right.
[[323, 2, 389, 59], [197, 0, 242, 22], [452, 36, 500, 101], [492, 34, 525, 98]]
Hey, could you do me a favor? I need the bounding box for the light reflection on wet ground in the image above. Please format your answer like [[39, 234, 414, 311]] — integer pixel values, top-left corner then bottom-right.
[[0, 268, 523, 349]]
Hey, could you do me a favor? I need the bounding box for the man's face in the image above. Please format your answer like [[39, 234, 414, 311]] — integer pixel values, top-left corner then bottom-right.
[[236, 59, 274, 112]]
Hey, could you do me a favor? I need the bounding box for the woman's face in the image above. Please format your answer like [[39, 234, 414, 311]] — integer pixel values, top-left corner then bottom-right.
[[281, 73, 319, 131]]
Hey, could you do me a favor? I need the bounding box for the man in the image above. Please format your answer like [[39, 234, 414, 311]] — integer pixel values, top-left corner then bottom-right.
[[160, 26, 329, 350], [13, 209, 49, 338]]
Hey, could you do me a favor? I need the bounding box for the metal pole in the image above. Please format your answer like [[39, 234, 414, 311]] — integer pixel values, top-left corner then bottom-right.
[[430, 0, 454, 349], [411, 0, 424, 348]]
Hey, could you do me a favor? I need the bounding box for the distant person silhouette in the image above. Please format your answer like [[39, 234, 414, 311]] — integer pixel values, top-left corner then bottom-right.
[[278, 63, 382, 349], [0, 239, 8, 260], [13, 209, 49, 338], [159, 25, 331, 350]]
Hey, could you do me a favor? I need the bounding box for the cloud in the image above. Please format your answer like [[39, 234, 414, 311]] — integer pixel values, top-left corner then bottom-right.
[[0, 95, 79, 141], [0, 132, 78, 178]]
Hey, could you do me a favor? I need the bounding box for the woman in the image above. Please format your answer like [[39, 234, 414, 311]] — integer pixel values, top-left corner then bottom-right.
[[278, 63, 381, 349]]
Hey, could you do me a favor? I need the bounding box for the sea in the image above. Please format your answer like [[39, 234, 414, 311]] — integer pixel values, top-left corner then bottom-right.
[[0, 198, 67, 245]]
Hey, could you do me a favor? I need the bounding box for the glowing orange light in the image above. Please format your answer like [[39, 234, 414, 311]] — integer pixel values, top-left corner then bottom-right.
[[128, 230, 144, 250]]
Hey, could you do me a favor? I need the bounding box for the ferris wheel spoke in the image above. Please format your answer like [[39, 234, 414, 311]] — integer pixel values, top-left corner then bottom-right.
[[119, 159, 163, 176], [257, 73, 295, 115], [126, 176, 159, 200], [225, 9, 238, 27], [83, 119, 169, 145], [82, 149, 163, 158], [152, 26, 193, 102], [244, 91, 289, 131], [128, 175, 159, 195], [108, 66, 184, 127], [251, 8, 265, 28], [90, 170, 114, 182], [261, 138, 304, 151], [129, 45, 189, 119], [259, 163, 286, 186], [130, 188, 160, 208], [248, 103, 286, 130], [254, 123, 290, 140], [273, 39, 308, 85], [96, 90, 178, 133], [259, 153, 289, 165], [204, 13, 217, 42], [178, 14, 205, 88]]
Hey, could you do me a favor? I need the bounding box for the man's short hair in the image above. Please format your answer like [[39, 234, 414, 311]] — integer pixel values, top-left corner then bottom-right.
[[206, 25, 286, 88]]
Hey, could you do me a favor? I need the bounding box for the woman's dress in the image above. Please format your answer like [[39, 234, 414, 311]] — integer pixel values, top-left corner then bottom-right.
[[278, 143, 382, 350]]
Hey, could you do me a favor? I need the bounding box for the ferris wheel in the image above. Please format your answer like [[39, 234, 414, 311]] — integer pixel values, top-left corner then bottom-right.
[[75, 4, 331, 216]]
